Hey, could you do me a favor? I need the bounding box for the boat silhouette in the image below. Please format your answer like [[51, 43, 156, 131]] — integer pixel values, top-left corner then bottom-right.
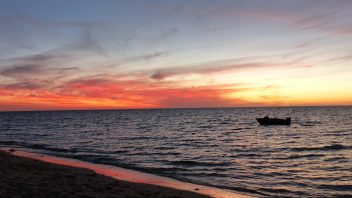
[[256, 116, 291, 125]]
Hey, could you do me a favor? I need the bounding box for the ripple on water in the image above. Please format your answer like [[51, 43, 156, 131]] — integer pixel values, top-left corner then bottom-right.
[[0, 107, 352, 198]]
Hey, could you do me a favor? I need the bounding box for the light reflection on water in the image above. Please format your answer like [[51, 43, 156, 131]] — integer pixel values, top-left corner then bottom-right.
[[0, 106, 352, 197]]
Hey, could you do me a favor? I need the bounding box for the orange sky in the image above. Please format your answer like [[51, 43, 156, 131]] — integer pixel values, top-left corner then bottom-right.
[[1, 1, 352, 111]]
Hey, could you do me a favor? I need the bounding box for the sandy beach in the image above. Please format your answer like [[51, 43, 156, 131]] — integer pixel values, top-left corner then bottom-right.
[[0, 150, 210, 198]]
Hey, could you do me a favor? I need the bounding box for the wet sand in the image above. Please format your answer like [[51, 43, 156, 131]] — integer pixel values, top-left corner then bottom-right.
[[0, 149, 253, 198], [0, 150, 210, 198]]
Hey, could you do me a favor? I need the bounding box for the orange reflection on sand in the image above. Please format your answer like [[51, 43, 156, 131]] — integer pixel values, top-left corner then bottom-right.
[[6, 149, 253, 198]]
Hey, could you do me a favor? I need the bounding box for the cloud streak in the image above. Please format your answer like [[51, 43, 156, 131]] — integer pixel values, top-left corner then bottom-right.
[[150, 57, 304, 80], [1, 63, 78, 80]]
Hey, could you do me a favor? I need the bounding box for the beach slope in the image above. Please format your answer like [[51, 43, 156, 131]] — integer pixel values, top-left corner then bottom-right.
[[0, 150, 210, 198]]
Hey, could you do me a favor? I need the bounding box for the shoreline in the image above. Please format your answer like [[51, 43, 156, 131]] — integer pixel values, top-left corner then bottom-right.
[[0, 147, 253, 198]]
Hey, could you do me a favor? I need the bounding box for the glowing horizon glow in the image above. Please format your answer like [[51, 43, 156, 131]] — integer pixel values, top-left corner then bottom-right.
[[1, 0, 352, 111]]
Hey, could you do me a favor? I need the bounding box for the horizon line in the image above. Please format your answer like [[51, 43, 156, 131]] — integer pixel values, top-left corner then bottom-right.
[[1, 104, 351, 113]]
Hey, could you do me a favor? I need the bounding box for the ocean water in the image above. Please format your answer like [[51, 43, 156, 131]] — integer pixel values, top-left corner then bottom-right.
[[0, 107, 351, 198]]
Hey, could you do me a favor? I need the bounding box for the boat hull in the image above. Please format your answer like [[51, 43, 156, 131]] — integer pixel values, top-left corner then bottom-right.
[[256, 118, 291, 125]]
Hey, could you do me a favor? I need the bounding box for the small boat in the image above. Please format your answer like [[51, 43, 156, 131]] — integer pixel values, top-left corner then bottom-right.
[[256, 116, 291, 125]]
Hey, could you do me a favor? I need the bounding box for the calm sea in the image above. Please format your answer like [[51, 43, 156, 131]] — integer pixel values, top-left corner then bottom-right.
[[0, 107, 351, 197]]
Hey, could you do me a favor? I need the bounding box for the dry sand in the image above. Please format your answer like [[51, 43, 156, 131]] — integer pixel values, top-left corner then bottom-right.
[[0, 150, 210, 198]]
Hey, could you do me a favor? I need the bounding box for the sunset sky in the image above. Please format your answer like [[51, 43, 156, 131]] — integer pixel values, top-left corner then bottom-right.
[[1, 0, 352, 111]]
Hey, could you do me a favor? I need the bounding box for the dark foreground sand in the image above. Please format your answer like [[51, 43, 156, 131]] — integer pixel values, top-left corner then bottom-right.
[[0, 150, 210, 198]]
